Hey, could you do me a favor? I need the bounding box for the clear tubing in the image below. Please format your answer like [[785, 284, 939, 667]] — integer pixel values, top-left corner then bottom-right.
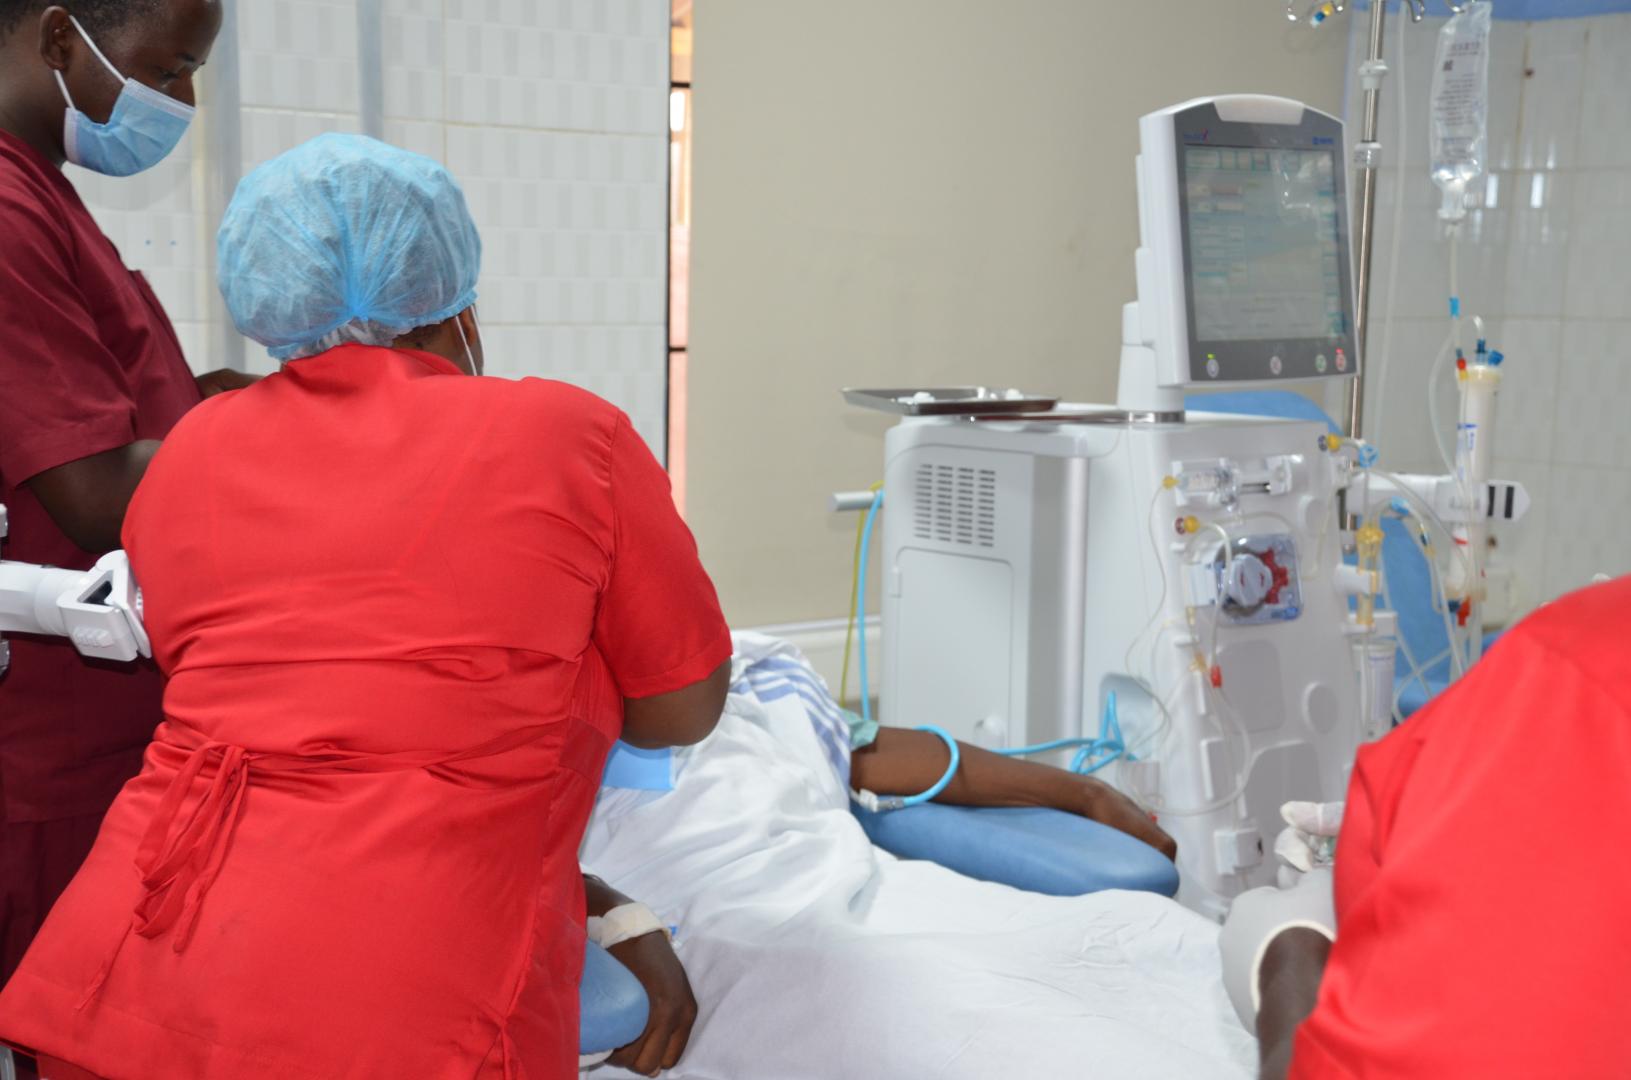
[[1452, 232, 1463, 359], [1124, 485, 1174, 680], [1427, 326, 1459, 478], [1374, 473, 1471, 678], [1152, 676, 1253, 818], [1379, 553, 1435, 723]]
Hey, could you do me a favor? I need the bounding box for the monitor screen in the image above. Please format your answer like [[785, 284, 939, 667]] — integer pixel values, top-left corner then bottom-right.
[[1182, 146, 1346, 344]]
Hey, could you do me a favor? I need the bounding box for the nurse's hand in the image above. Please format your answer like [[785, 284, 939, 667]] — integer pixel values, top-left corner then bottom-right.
[[1219, 869, 1335, 1030], [195, 368, 261, 397], [606, 930, 698, 1076]]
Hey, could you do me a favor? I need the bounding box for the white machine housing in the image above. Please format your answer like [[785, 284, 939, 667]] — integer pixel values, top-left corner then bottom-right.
[[879, 412, 1369, 914], [877, 96, 1372, 915]]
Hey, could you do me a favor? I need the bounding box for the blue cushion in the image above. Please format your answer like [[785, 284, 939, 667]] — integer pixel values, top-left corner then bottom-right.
[[580, 939, 649, 1056], [853, 802, 1180, 898]]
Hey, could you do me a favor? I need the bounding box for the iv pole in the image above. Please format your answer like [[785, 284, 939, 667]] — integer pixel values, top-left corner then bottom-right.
[[1342, 0, 1389, 444]]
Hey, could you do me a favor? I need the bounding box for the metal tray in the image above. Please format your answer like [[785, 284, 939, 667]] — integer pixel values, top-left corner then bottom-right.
[[842, 386, 1060, 416]]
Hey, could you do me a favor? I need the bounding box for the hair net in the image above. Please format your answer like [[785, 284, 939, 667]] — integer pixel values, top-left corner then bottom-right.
[[217, 133, 482, 361]]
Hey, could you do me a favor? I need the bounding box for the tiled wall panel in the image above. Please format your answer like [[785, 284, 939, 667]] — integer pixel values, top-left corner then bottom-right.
[[1349, 11, 1631, 614], [72, 0, 671, 453]]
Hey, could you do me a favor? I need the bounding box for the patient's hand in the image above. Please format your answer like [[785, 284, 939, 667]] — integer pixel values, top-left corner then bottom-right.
[[606, 930, 698, 1076], [1072, 777, 1178, 862]]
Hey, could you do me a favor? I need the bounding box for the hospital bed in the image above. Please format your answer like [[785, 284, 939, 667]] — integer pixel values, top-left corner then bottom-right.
[[582, 796, 1180, 1060]]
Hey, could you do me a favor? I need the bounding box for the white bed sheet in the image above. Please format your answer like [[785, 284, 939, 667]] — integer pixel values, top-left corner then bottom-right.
[[582, 673, 1256, 1080]]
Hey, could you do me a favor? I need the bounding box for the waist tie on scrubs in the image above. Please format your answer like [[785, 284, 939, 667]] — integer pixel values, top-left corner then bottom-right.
[[78, 722, 563, 1009]]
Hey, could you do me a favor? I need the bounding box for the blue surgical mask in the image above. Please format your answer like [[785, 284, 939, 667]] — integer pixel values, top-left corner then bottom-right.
[[53, 16, 194, 177]]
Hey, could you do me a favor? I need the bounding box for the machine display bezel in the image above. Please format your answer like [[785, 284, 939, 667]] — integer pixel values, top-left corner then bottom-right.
[[1171, 101, 1357, 385]]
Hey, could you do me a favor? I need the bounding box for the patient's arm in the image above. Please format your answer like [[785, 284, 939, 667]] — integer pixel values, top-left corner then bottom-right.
[[849, 728, 1177, 859], [1254, 928, 1331, 1080]]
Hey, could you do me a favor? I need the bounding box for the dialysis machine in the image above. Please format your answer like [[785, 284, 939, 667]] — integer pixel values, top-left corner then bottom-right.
[[851, 96, 1386, 915]]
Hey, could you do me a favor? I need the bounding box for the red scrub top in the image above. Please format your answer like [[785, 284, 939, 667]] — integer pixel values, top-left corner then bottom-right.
[[1291, 578, 1631, 1078], [0, 345, 732, 1078], [0, 130, 201, 825]]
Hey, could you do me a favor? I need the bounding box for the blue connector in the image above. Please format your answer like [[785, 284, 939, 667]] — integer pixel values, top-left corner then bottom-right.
[[1390, 497, 1410, 516], [1476, 338, 1487, 356], [1449, 296, 1461, 318], [1357, 444, 1379, 468], [1489, 350, 1504, 366]]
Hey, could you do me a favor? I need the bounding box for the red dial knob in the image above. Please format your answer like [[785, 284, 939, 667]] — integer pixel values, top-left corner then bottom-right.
[[1259, 548, 1292, 606]]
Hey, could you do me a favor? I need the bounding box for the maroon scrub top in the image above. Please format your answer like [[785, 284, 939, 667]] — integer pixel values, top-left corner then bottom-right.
[[0, 129, 201, 826]]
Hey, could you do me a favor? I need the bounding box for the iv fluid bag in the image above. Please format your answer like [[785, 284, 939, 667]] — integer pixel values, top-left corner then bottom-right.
[[1430, 2, 1491, 222]]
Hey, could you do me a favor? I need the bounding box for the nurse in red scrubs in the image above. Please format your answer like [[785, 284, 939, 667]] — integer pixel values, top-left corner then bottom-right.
[[0, 133, 732, 1078], [1228, 577, 1631, 1079], [0, 0, 244, 995]]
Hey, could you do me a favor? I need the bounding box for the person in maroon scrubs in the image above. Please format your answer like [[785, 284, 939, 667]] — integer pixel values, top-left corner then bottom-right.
[[0, 0, 238, 998]]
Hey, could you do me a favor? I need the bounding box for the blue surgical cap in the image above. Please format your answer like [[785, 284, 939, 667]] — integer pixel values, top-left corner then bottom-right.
[[217, 133, 482, 361]]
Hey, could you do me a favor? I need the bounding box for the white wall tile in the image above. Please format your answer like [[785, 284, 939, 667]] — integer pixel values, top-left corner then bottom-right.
[[1484, 318, 1561, 466], [1499, 168, 1572, 318], [1577, 14, 1631, 171], [1345, 12, 1625, 617], [238, 0, 361, 113], [1367, 167, 1507, 320], [1542, 464, 1631, 602], [70, 0, 713, 462], [1484, 18, 1528, 175], [1550, 321, 1627, 469], [1364, 316, 1454, 474], [240, 108, 364, 173], [1562, 170, 1631, 320], [1514, 20, 1588, 172]]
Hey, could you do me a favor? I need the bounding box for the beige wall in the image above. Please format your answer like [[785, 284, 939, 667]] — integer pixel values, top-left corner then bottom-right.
[[687, 0, 1349, 627]]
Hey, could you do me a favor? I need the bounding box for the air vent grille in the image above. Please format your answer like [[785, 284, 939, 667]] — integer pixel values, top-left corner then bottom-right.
[[913, 463, 996, 548]]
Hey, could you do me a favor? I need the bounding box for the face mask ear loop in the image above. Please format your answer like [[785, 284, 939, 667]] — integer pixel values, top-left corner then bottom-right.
[[68, 15, 129, 84], [53, 69, 76, 109], [454, 313, 478, 376]]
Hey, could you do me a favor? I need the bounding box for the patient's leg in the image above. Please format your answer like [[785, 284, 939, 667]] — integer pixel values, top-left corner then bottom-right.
[[849, 728, 1176, 859]]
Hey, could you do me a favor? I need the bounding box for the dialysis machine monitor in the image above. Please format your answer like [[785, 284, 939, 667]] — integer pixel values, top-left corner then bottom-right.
[[1133, 96, 1357, 389]]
